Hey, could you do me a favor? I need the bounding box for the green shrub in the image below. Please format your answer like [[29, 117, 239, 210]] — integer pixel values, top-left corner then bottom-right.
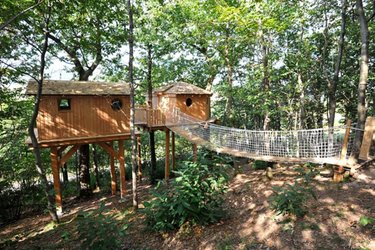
[[76, 202, 127, 249], [270, 182, 316, 218], [143, 161, 229, 231], [252, 160, 270, 170]]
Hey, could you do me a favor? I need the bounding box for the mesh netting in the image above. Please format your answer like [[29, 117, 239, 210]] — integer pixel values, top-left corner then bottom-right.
[[167, 109, 360, 163]]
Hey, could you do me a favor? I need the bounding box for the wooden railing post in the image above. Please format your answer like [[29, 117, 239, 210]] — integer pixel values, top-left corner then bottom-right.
[[359, 117, 375, 160]]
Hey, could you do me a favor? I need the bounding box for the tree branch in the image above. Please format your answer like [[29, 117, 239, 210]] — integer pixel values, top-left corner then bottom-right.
[[47, 32, 85, 77], [0, 0, 45, 31]]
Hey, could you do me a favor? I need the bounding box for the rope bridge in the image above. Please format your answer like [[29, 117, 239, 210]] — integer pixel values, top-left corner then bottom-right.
[[166, 109, 361, 166]]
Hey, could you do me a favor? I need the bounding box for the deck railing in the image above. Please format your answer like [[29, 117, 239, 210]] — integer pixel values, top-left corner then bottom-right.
[[135, 106, 166, 127]]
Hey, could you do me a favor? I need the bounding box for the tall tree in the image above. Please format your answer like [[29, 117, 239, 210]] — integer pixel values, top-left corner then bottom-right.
[[27, 1, 59, 222], [351, 0, 369, 160], [128, 0, 138, 209], [328, 0, 347, 127]]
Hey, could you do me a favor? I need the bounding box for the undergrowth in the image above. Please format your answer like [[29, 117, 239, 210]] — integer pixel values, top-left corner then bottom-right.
[[142, 161, 229, 231]]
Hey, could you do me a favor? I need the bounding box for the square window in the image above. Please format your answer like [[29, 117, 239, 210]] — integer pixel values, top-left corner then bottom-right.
[[58, 98, 71, 110]]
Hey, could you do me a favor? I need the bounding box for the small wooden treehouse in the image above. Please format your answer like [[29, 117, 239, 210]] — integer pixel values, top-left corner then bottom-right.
[[26, 80, 135, 212], [152, 82, 212, 121], [135, 82, 212, 128]]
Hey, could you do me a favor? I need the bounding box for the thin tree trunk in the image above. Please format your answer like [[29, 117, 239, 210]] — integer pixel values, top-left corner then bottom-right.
[[328, 0, 347, 127], [62, 164, 68, 183], [28, 3, 58, 222], [298, 73, 305, 129], [92, 145, 100, 189], [79, 144, 91, 197], [147, 44, 157, 185], [128, 0, 138, 209], [261, 29, 270, 130], [351, 0, 369, 160], [223, 28, 233, 124]]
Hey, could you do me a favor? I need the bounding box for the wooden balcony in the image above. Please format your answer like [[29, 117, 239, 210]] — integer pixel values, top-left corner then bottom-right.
[[135, 106, 166, 128]]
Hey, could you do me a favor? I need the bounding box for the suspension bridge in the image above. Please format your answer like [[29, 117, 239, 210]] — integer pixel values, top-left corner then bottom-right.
[[165, 109, 370, 167]]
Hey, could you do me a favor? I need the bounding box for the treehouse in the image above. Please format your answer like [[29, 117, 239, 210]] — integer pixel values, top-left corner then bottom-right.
[[152, 81, 212, 121], [135, 82, 212, 128], [26, 80, 137, 213], [26, 80, 132, 145]]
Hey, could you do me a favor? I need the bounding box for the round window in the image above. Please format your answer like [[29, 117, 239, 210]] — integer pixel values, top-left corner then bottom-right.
[[186, 98, 192, 107], [111, 99, 123, 110]]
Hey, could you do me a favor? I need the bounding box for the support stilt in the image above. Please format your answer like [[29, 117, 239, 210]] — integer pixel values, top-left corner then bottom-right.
[[118, 140, 126, 198], [193, 144, 198, 162], [137, 136, 142, 180], [110, 144, 117, 195], [172, 132, 176, 170], [51, 147, 62, 214], [165, 129, 170, 180]]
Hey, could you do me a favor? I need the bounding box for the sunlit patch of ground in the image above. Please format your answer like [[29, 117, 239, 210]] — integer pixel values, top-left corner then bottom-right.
[[1, 162, 374, 249]]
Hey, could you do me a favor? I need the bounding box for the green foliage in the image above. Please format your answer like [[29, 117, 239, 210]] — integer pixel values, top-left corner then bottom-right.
[[252, 160, 270, 170], [359, 215, 375, 232], [76, 202, 127, 249], [270, 182, 316, 218], [143, 161, 229, 231]]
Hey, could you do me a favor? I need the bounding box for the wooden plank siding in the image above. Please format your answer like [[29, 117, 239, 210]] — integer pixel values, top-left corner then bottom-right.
[[37, 95, 130, 141], [175, 94, 210, 121]]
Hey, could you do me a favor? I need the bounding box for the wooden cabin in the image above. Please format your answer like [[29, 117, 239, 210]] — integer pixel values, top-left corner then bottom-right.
[[26, 80, 131, 146], [26, 80, 133, 213], [151, 82, 212, 121]]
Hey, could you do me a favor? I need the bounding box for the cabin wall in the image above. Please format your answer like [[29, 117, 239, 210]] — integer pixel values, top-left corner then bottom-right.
[[37, 95, 130, 141], [175, 94, 210, 120], [156, 95, 176, 121]]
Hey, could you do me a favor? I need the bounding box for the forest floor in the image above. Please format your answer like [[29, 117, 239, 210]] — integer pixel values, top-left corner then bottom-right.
[[1, 161, 374, 250]]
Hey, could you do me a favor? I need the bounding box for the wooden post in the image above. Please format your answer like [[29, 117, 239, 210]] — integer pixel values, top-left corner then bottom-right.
[[110, 143, 117, 195], [118, 140, 126, 198], [172, 132, 176, 170], [334, 120, 352, 182], [193, 144, 198, 162], [165, 129, 170, 180], [359, 117, 375, 160], [137, 136, 142, 180], [51, 147, 62, 214], [340, 120, 352, 160]]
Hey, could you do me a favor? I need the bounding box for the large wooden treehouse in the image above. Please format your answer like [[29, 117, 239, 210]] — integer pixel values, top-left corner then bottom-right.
[[26, 80, 213, 212]]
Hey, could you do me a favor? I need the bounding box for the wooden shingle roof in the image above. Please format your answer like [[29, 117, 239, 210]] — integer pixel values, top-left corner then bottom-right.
[[26, 80, 130, 96], [153, 82, 211, 95]]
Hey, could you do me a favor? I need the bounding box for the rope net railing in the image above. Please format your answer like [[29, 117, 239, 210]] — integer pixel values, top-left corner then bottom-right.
[[166, 109, 361, 163]]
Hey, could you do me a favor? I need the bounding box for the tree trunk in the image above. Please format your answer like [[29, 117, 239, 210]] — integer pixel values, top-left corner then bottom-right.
[[62, 164, 68, 183], [128, 0, 138, 209], [79, 144, 91, 197], [351, 0, 369, 160], [77, 74, 92, 197], [298, 73, 306, 129], [28, 3, 58, 222], [92, 145, 100, 189], [147, 44, 157, 185], [261, 29, 270, 130], [328, 0, 347, 127], [223, 27, 233, 124]]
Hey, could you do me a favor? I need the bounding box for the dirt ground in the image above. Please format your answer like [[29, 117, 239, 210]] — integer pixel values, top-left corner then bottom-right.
[[1, 162, 374, 250]]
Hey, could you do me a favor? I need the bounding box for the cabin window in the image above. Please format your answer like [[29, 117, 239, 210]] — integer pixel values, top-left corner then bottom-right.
[[111, 98, 123, 111], [186, 97, 193, 107], [58, 98, 71, 111]]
